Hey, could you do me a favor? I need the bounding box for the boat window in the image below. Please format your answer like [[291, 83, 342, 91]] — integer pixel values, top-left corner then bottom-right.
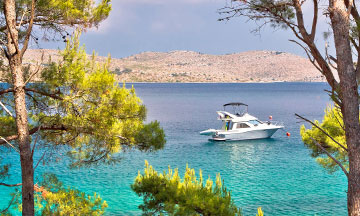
[[236, 123, 250, 128], [248, 120, 261, 126], [229, 122, 234, 130]]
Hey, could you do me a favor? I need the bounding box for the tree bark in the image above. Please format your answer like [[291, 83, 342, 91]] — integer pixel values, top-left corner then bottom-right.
[[329, 0, 360, 215], [4, 0, 34, 215]]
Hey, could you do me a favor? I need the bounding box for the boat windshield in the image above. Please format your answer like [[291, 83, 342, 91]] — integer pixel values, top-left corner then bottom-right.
[[248, 120, 262, 126]]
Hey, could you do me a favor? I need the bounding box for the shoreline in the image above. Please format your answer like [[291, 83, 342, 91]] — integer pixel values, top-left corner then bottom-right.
[[0, 81, 328, 84], [123, 81, 328, 84]]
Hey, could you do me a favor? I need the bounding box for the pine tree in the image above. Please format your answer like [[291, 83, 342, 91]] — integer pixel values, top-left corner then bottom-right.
[[132, 161, 244, 216], [0, 1, 165, 214]]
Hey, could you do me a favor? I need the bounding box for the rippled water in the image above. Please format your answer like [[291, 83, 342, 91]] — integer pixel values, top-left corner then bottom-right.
[[0, 83, 347, 215]]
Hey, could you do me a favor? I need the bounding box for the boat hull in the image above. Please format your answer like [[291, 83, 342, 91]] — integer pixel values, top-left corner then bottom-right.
[[199, 128, 217, 136], [210, 128, 281, 141]]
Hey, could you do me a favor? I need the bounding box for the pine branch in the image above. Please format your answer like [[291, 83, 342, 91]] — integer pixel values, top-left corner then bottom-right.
[[295, 113, 348, 152], [0, 182, 22, 187], [310, 137, 349, 178]]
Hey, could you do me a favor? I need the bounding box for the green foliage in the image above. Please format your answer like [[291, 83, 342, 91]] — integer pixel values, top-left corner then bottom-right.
[[36, 173, 107, 215], [0, 0, 111, 38], [0, 0, 116, 214], [6, 173, 107, 215], [134, 121, 166, 152], [0, 163, 9, 180], [256, 207, 264, 216], [111, 68, 132, 75], [132, 161, 242, 216], [0, 116, 15, 139], [22, 32, 165, 167], [0, 157, 10, 195], [0, 31, 165, 214], [0, 211, 12, 216], [300, 106, 348, 173]]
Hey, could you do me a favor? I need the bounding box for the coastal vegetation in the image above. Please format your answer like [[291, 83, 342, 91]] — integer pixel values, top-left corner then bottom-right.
[[219, 0, 360, 214], [0, 0, 165, 215], [300, 106, 348, 174], [132, 161, 265, 216], [0, 0, 354, 215], [11, 173, 108, 215]]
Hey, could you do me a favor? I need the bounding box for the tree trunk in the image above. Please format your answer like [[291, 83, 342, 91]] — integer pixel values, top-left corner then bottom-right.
[[11, 59, 34, 216], [329, 0, 360, 215], [4, 0, 34, 215]]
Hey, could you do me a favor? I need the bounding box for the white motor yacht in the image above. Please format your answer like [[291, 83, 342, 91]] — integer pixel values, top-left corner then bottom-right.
[[200, 102, 284, 141]]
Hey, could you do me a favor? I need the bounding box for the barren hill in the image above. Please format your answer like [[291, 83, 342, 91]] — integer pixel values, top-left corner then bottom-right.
[[23, 49, 325, 83]]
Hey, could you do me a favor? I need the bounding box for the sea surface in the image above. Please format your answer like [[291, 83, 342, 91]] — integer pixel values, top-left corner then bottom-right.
[[0, 83, 347, 215]]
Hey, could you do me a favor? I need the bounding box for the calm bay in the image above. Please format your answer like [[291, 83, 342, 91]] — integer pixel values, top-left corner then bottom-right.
[[0, 82, 347, 215]]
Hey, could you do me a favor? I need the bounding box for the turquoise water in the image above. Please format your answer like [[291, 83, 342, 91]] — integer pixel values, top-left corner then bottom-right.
[[0, 83, 347, 215]]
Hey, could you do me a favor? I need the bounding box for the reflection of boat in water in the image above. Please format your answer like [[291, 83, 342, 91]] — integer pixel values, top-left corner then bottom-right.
[[200, 102, 284, 141]]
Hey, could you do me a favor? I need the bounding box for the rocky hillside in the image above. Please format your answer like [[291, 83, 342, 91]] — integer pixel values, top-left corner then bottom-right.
[[22, 49, 325, 83]]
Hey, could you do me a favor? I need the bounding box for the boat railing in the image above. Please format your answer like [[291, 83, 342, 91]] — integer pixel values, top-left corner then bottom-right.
[[217, 117, 232, 121], [269, 121, 284, 127]]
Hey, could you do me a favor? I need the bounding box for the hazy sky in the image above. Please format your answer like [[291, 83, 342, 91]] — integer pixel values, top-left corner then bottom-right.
[[41, 0, 331, 59]]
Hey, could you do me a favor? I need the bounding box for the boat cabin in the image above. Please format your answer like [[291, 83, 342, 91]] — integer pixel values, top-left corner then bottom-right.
[[221, 119, 264, 131], [218, 102, 265, 131]]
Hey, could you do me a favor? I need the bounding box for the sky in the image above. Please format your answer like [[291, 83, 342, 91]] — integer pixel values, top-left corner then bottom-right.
[[40, 0, 331, 59]]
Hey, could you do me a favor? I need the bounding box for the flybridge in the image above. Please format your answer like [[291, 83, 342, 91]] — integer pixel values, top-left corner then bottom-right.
[[222, 102, 249, 117], [223, 102, 248, 107]]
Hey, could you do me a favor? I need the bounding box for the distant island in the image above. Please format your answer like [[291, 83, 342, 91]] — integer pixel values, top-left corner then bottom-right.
[[22, 49, 326, 83]]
